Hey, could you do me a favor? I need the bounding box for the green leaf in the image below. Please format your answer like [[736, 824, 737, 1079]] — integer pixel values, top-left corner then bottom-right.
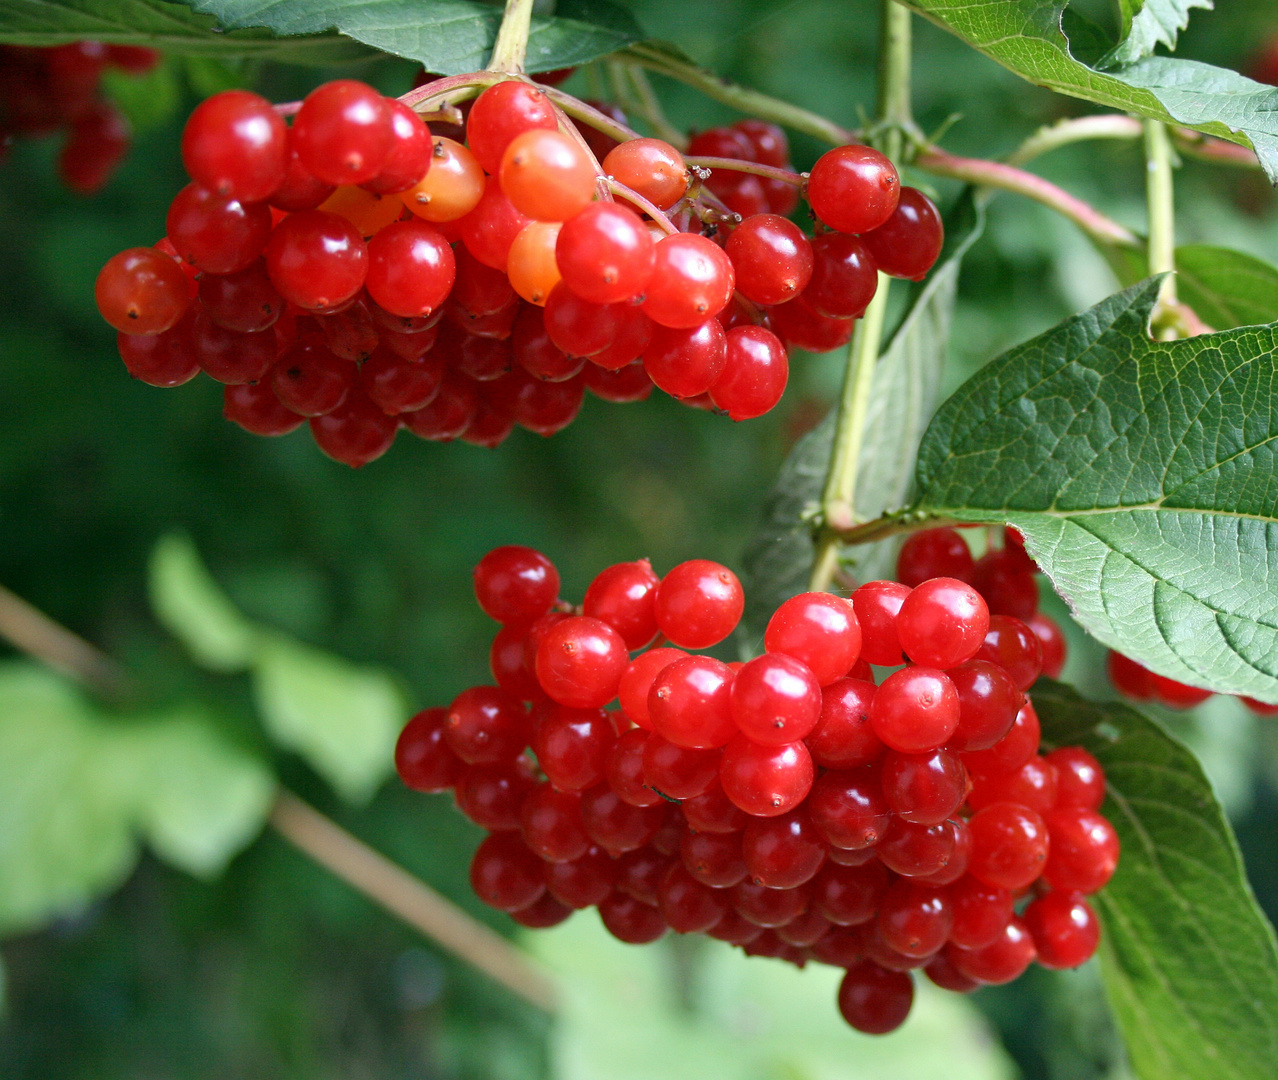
[[1033, 680, 1278, 1080], [525, 913, 1014, 1080], [0, 663, 273, 936], [738, 193, 984, 639], [906, 277, 1278, 702], [1110, 0, 1212, 65], [901, 1, 1278, 181], [0, 0, 374, 63], [252, 635, 407, 805], [149, 533, 259, 672], [1175, 246, 1278, 331], [176, 0, 642, 74]]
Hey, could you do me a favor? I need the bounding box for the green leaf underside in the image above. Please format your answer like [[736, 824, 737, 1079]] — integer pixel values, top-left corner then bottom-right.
[[1110, 0, 1213, 66], [738, 193, 984, 640], [0, 664, 273, 936], [900, 1, 1278, 180], [1033, 681, 1278, 1080], [176, 0, 641, 74], [910, 277, 1278, 701], [1175, 246, 1278, 331], [0, 0, 372, 62]]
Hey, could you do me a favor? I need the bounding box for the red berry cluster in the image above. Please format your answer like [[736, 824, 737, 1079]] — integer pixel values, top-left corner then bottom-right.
[[94, 74, 945, 465], [395, 544, 1120, 1035], [0, 41, 159, 194], [1106, 650, 1278, 716]]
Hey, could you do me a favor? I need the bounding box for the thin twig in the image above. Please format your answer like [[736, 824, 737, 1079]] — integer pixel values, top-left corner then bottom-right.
[[1006, 114, 1142, 167], [683, 156, 806, 186], [0, 583, 127, 696], [270, 790, 559, 1013]]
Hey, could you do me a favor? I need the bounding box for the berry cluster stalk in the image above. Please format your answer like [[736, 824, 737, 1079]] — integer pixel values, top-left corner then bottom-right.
[[487, 0, 536, 74], [1144, 119, 1180, 338]]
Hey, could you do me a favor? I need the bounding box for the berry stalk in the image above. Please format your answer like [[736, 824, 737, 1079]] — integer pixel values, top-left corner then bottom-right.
[[1144, 119, 1180, 338], [487, 0, 537, 74]]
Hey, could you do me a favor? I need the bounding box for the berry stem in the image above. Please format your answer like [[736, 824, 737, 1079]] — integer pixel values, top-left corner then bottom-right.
[[877, 1, 914, 155], [487, 0, 537, 74], [810, 273, 893, 592], [540, 85, 644, 144], [1006, 114, 1143, 166], [604, 178, 679, 233], [914, 147, 1142, 251], [400, 71, 503, 113], [683, 156, 806, 186], [618, 44, 858, 147], [1144, 118, 1181, 338]]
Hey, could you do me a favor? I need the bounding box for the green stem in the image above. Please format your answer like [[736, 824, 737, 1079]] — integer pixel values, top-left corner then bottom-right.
[[1145, 118, 1179, 333], [487, 0, 536, 74], [619, 44, 856, 146], [877, 1, 912, 155], [809, 274, 892, 592], [1006, 114, 1142, 166], [684, 156, 805, 186]]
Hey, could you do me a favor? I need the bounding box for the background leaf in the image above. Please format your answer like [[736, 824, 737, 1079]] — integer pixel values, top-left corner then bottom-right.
[[906, 277, 1278, 702], [901, 0, 1278, 180], [1175, 246, 1278, 330], [1034, 680, 1278, 1080], [738, 193, 983, 641]]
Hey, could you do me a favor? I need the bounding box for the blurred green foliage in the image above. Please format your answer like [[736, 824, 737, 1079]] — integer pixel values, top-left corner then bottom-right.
[[2, 1, 1278, 1077]]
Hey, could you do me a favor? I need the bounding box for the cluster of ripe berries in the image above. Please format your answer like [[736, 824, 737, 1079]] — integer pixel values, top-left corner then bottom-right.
[[395, 538, 1119, 1035], [0, 41, 159, 194], [92, 73, 943, 466]]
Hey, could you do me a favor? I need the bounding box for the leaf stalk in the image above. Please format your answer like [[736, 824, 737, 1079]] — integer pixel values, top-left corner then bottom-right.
[[487, 0, 536, 73], [1144, 119, 1180, 336]]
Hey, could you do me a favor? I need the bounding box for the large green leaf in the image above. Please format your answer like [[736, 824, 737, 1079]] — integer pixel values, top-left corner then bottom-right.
[[901, 1, 1278, 181], [738, 193, 983, 640], [0, 0, 373, 63], [902, 277, 1278, 702], [176, 0, 641, 74], [1110, 0, 1212, 65], [0, 663, 273, 936], [1034, 681, 1278, 1080]]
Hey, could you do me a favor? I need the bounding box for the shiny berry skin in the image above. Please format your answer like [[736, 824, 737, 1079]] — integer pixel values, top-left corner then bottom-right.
[[863, 187, 944, 281], [881, 747, 966, 825], [590, 303, 654, 370], [500, 128, 595, 222], [402, 370, 480, 440], [59, 101, 130, 195], [969, 754, 1058, 814], [947, 659, 1023, 751], [732, 885, 810, 937], [556, 202, 655, 304], [96, 247, 191, 335], [807, 678, 884, 770], [1024, 892, 1100, 969], [768, 295, 856, 354], [473, 545, 559, 624], [455, 760, 535, 831], [1048, 747, 1105, 811], [807, 144, 900, 234], [618, 647, 687, 729], [708, 325, 789, 420], [1107, 650, 1153, 700], [813, 859, 890, 926], [970, 549, 1039, 620], [360, 349, 445, 414], [897, 528, 974, 589], [582, 559, 659, 649], [270, 133, 337, 212], [614, 847, 672, 905], [310, 391, 398, 466], [365, 220, 455, 317], [470, 831, 545, 912], [643, 319, 727, 399], [896, 577, 990, 669], [807, 767, 891, 850], [223, 381, 304, 436], [719, 735, 813, 817], [945, 874, 1014, 949], [974, 616, 1043, 691], [681, 778, 748, 834], [876, 879, 953, 958], [545, 845, 616, 908], [915, 815, 972, 887], [293, 80, 393, 186], [489, 623, 541, 701], [602, 138, 688, 210], [362, 98, 433, 194], [962, 699, 1041, 777], [606, 727, 663, 807], [641, 234, 735, 329], [395, 707, 465, 791], [265, 210, 368, 311], [654, 559, 744, 648], [764, 591, 862, 686], [642, 735, 720, 799], [804, 232, 879, 319], [742, 808, 826, 888], [1148, 669, 1214, 709], [507, 221, 563, 306], [181, 90, 288, 203], [533, 705, 616, 791], [581, 784, 665, 853], [1043, 808, 1120, 894], [945, 916, 1036, 985], [598, 892, 667, 944], [852, 579, 911, 666], [837, 961, 913, 1035], [869, 666, 960, 753], [167, 183, 272, 274], [730, 653, 822, 745], [724, 214, 813, 307], [535, 615, 628, 709], [877, 817, 957, 878], [458, 179, 531, 270], [520, 784, 590, 862], [542, 282, 618, 356], [466, 81, 558, 175], [775, 906, 831, 948], [401, 137, 485, 222], [270, 339, 351, 416], [658, 862, 729, 933], [583, 359, 654, 403], [190, 313, 275, 384], [649, 655, 737, 749], [199, 258, 283, 334], [445, 685, 529, 765], [1028, 612, 1067, 679], [509, 891, 572, 928], [967, 802, 1049, 890], [923, 953, 980, 994]]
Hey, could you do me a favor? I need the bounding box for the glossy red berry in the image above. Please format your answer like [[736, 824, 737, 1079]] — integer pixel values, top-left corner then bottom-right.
[[852, 579, 911, 666], [724, 214, 813, 306], [533, 705, 616, 792], [309, 391, 398, 466], [731, 878, 811, 928], [708, 325, 789, 420], [807, 144, 900, 234], [836, 961, 913, 1035], [545, 845, 616, 908], [293, 79, 393, 186], [445, 685, 529, 765], [969, 754, 1058, 814], [521, 783, 590, 862], [768, 295, 856, 354], [265, 210, 368, 311], [962, 699, 1041, 777], [199, 258, 283, 334], [466, 81, 558, 175], [223, 381, 304, 436], [580, 559, 659, 649], [970, 549, 1039, 620], [658, 862, 728, 933], [1027, 612, 1067, 679], [896, 577, 989, 669], [877, 818, 957, 878], [643, 319, 728, 400], [581, 784, 665, 853], [947, 659, 1023, 751], [763, 591, 861, 685], [807, 768, 891, 850], [896, 528, 974, 589], [648, 655, 737, 749], [458, 179, 531, 270], [642, 735, 720, 799], [946, 916, 1036, 985], [167, 183, 272, 273], [181, 89, 288, 203], [542, 281, 619, 357], [455, 760, 535, 830], [881, 747, 966, 825], [365, 220, 455, 317], [535, 615, 629, 709], [598, 892, 668, 944], [876, 879, 952, 958], [473, 545, 559, 625], [603, 138, 688, 210], [1024, 891, 1100, 969], [807, 679, 884, 770], [804, 232, 879, 319], [946, 874, 1014, 949], [967, 802, 1049, 890], [395, 707, 465, 791], [730, 653, 822, 745], [869, 666, 960, 753], [974, 616, 1043, 691], [719, 735, 813, 817], [617, 647, 687, 730], [681, 778, 748, 834], [362, 98, 433, 194], [862, 187, 944, 280], [1048, 747, 1105, 811], [1043, 808, 1120, 894], [654, 560, 744, 648], [813, 859, 890, 925], [742, 808, 826, 889], [469, 831, 545, 912], [641, 234, 735, 329], [96, 247, 191, 335]]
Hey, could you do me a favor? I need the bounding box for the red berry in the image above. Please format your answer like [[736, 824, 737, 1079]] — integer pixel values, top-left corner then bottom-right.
[[602, 138, 688, 210], [617, 647, 687, 729], [836, 961, 913, 1035], [804, 232, 879, 319], [896, 528, 973, 589], [969, 754, 1058, 814], [542, 281, 618, 357], [1024, 891, 1100, 969], [199, 258, 283, 334], [445, 685, 529, 764], [1107, 650, 1153, 700], [862, 187, 944, 281], [535, 615, 629, 709], [190, 312, 275, 384], [881, 747, 966, 825], [813, 859, 890, 925], [1148, 669, 1213, 709], [869, 666, 960, 753], [876, 879, 953, 958], [598, 892, 668, 944], [971, 549, 1039, 620], [641, 234, 735, 329], [658, 862, 729, 933], [293, 79, 393, 186], [643, 319, 727, 399], [654, 559, 744, 648], [807, 145, 900, 234], [729, 653, 822, 745], [967, 802, 1049, 890], [896, 577, 990, 669], [466, 81, 558, 175], [648, 655, 737, 749], [974, 615, 1043, 692], [1048, 747, 1105, 811], [947, 659, 1023, 751], [521, 783, 590, 862], [852, 579, 911, 666], [719, 735, 813, 817], [181, 89, 288, 203], [642, 734, 720, 799], [946, 874, 1014, 949], [1043, 807, 1120, 894], [96, 247, 191, 335], [763, 591, 861, 685], [708, 325, 789, 420], [457, 178, 531, 270], [724, 213, 813, 307], [962, 699, 1041, 777], [470, 831, 546, 912], [545, 845, 616, 908], [533, 705, 616, 792], [309, 390, 398, 466], [807, 767, 891, 851], [681, 778, 748, 834], [473, 545, 559, 625], [395, 707, 465, 791], [265, 210, 368, 311], [362, 98, 433, 194], [768, 294, 856, 354], [581, 783, 665, 853], [945, 916, 1036, 985], [1027, 612, 1067, 679], [807, 678, 884, 770], [455, 759, 535, 831], [742, 808, 826, 888], [223, 380, 304, 436], [731, 878, 811, 928], [582, 559, 659, 649], [360, 348, 445, 415], [270, 338, 353, 417], [606, 727, 662, 808], [365, 219, 455, 318]]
